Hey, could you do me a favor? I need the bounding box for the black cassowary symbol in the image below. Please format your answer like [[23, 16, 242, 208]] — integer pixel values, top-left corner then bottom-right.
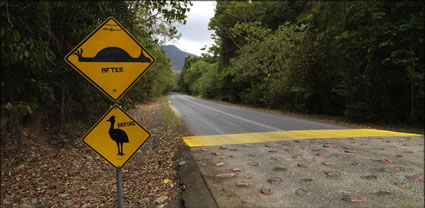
[[73, 47, 151, 63], [106, 116, 129, 156]]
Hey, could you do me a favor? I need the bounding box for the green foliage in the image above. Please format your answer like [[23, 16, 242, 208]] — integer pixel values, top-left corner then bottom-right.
[[191, 62, 219, 98], [58, 133, 70, 143], [161, 97, 180, 129], [181, 1, 424, 126], [124, 46, 176, 105], [209, 1, 302, 66], [1, 1, 189, 140], [178, 56, 201, 94], [129, 0, 192, 44]]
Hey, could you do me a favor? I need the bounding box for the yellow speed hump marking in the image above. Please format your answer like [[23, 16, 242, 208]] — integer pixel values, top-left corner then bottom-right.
[[64, 16, 155, 101], [183, 129, 422, 147], [82, 105, 151, 169]]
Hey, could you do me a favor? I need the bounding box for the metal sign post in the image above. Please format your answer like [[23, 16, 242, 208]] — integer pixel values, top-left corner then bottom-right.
[[116, 169, 124, 208], [65, 16, 155, 208], [115, 101, 124, 208]]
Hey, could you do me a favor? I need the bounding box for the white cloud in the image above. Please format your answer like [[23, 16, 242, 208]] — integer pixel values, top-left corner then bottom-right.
[[188, 1, 216, 18], [173, 37, 211, 56], [167, 1, 216, 56]]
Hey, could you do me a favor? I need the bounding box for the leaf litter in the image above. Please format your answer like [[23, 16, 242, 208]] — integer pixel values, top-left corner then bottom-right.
[[1, 98, 185, 207]]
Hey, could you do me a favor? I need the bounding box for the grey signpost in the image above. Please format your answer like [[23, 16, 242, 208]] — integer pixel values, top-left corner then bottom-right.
[[64, 17, 155, 208], [117, 169, 124, 208]]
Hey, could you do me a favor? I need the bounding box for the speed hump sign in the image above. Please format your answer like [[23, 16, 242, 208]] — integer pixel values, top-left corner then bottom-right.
[[64, 16, 155, 101], [82, 105, 151, 169]]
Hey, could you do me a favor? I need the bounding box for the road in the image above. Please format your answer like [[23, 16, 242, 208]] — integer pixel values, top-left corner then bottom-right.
[[170, 93, 346, 136], [170, 93, 424, 208]]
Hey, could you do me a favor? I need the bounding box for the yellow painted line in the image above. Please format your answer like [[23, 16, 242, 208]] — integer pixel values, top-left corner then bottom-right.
[[183, 129, 423, 147]]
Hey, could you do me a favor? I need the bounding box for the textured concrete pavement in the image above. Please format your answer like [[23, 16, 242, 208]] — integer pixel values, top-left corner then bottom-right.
[[190, 136, 424, 208], [170, 93, 424, 208]]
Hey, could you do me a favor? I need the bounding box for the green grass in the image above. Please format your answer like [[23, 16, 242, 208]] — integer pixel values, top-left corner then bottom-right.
[[160, 96, 181, 129]]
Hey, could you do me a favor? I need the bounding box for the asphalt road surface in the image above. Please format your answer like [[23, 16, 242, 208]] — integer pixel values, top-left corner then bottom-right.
[[170, 93, 346, 136], [170, 93, 424, 208]]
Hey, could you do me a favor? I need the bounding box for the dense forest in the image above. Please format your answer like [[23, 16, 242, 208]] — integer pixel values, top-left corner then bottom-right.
[[1, 1, 191, 143], [179, 1, 424, 127]]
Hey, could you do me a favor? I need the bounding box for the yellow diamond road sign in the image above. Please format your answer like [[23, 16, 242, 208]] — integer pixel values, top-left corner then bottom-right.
[[82, 105, 151, 169], [65, 16, 155, 101]]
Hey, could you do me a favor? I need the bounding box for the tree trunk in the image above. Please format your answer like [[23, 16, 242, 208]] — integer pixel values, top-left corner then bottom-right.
[[336, 0, 345, 32], [410, 77, 415, 123], [59, 75, 66, 134]]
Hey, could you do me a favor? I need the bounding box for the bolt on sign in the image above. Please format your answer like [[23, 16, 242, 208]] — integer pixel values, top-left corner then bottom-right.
[[82, 105, 151, 169], [64, 16, 155, 101]]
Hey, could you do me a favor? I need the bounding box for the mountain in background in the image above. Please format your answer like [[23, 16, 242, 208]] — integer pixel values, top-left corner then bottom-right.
[[160, 45, 197, 72]]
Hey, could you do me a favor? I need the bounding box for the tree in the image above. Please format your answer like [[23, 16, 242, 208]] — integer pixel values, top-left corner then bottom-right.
[[180, 0, 424, 126], [1, 0, 190, 143]]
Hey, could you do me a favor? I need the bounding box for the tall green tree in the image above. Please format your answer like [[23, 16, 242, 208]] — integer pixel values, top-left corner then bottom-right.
[[1, 0, 190, 143], [181, 0, 424, 126]]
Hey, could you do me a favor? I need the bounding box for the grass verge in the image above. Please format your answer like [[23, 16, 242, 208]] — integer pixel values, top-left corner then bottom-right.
[[160, 96, 182, 130]]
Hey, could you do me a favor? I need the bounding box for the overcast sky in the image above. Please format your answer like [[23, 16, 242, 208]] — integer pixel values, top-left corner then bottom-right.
[[168, 1, 216, 56]]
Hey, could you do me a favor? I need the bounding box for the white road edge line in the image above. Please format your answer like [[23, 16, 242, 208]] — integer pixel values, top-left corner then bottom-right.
[[177, 95, 282, 132]]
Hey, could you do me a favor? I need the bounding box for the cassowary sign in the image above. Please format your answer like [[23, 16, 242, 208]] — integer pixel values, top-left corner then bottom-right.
[[64, 16, 155, 101], [106, 116, 129, 156], [81, 104, 151, 169], [65, 17, 154, 207]]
